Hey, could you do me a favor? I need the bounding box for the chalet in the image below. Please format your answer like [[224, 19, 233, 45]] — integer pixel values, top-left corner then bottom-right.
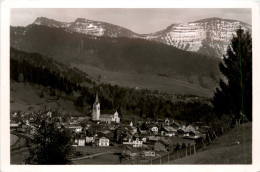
[[151, 126, 159, 134], [86, 133, 94, 143], [99, 137, 109, 146], [30, 126, 37, 135], [165, 118, 170, 126], [143, 150, 156, 157], [185, 125, 196, 132], [75, 136, 86, 146], [163, 126, 177, 137], [123, 137, 134, 145], [133, 138, 143, 147], [10, 123, 19, 129], [67, 125, 83, 133], [184, 130, 201, 139]]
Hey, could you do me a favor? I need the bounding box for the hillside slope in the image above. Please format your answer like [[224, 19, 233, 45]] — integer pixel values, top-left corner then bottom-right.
[[11, 25, 221, 94], [167, 123, 252, 164]]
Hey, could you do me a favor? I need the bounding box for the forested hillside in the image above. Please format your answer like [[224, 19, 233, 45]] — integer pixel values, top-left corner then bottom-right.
[[11, 25, 221, 89], [10, 48, 214, 123]]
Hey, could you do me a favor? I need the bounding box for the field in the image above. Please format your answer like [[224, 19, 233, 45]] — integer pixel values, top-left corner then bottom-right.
[[10, 81, 81, 115], [71, 63, 214, 97], [11, 134, 19, 146], [167, 122, 252, 164]]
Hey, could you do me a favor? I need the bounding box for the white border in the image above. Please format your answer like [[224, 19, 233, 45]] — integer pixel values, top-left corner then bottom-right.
[[1, 0, 260, 172]]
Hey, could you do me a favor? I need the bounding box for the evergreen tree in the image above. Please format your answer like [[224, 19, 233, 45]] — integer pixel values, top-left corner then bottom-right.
[[212, 28, 252, 121]]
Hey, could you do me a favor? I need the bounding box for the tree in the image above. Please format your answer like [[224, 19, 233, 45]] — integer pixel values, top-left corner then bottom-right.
[[212, 28, 252, 121], [26, 111, 73, 164]]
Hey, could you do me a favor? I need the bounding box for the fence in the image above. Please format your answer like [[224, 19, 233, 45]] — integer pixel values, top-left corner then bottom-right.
[[134, 141, 209, 164]]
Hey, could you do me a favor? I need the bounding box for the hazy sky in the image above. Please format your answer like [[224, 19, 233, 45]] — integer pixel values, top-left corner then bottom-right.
[[11, 8, 252, 34]]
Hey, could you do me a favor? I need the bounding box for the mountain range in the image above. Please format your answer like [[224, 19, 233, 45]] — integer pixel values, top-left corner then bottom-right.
[[32, 17, 251, 57], [10, 16, 251, 96]]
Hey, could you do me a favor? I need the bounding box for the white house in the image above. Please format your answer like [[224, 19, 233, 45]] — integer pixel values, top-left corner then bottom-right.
[[111, 111, 120, 123], [99, 137, 109, 146], [75, 137, 86, 146], [133, 138, 143, 147], [163, 126, 177, 137], [86, 136, 94, 143], [165, 118, 170, 126], [151, 126, 159, 134], [143, 151, 156, 157]]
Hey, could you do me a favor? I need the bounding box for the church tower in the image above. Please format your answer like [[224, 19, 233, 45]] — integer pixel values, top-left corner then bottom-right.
[[92, 93, 100, 121]]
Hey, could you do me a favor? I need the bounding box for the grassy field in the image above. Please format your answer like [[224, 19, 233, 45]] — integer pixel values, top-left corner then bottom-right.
[[167, 122, 252, 164], [71, 63, 214, 97], [11, 134, 19, 146], [10, 81, 82, 115]]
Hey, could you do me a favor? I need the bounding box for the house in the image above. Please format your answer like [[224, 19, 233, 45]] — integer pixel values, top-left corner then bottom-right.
[[122, 145, 139, 157], [133, 138, 143, 147], [10, 123, 19, 129], [185, 125, 196, 132], [163, 126, 177, 137], [30, 126, 37, 135], [86, 136, 94, 143], [143, 150, 156, 157], [123, 137, 134, 145], [67, 125, 83, 133], [75, 136, 86, 146], [165, 118, 170, 126], [151, 126, 159, 134], [99, 137, 109, 146], [184, 130, 201, 139]]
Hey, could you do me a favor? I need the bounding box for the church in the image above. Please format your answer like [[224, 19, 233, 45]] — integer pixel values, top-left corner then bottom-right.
[[92, 93, 120, 124]]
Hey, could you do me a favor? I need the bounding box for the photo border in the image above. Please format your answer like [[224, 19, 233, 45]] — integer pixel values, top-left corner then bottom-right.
[[1, 0, 260, 171]]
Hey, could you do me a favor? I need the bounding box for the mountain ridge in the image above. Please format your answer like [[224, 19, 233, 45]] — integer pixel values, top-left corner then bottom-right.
[[31, 16, 251, 58]]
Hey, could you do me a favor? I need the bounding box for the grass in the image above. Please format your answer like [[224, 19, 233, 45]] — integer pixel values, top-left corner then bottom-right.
[[167, 122, 252, 164], [11, 134, 19, 146], [10, 81, 83, 115], [71, 63, 214, 97]]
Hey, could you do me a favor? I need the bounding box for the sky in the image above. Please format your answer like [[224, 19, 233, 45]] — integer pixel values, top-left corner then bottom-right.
[[11, 8, 252, 34]]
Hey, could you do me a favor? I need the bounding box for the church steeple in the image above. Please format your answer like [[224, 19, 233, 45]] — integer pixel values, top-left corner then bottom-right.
[[92, 93, 100, 121], [95, 93, 99, 103]]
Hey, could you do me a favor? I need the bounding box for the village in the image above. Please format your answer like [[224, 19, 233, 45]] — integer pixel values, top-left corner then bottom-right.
[[10, 93, 212, 164]]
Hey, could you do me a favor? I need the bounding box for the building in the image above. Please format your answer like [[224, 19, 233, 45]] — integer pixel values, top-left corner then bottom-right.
[[133, 138, 143, 147], [92, 93, 120, 123], [67, 125, 83, 133], [92, 93, 100, 121], [100, 111, 120, 124], [86, 136, 94, 143], [163, 126, 177, 137], [99, 137, 109, 146], [151, 126, 159, 134], [143, 151, 156, 157], [74, 136, 86, 146]]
